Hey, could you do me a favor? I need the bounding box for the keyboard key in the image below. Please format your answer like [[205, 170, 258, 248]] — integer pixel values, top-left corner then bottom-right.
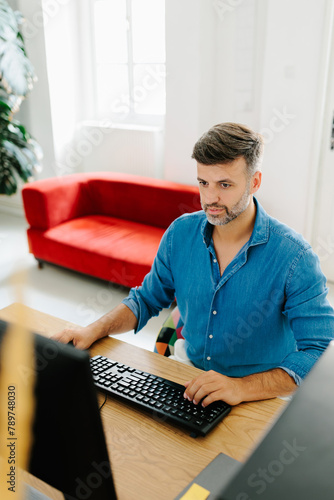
[[195, 420, 204, 426], [119, 381, 130, 388]]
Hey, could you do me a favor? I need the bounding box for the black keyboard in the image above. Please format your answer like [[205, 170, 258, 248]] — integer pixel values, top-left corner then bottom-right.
[[90, 355, 231, 437]]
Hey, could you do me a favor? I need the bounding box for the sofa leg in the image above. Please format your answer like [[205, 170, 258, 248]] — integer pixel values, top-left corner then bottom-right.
[[37, 259, 44, 269]]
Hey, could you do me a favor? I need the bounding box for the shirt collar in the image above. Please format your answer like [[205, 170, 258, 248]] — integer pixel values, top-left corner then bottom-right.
[[201, 196, 269, 248]]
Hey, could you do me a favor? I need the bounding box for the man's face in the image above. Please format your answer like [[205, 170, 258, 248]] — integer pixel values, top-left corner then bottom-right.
[[197, 157, 261, 226]]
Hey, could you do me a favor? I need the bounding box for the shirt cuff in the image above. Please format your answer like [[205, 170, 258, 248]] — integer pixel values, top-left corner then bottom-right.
[[122, 286, 153, 333], [277, 348, 324, 384], [122, 296, 140, 333], [278, 366, 302, 386]]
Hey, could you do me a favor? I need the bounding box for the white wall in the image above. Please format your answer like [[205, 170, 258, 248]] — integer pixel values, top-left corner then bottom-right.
[[164, 0, 264, 185], [256, 0, 330, 238], [164, 0, 217, 185]]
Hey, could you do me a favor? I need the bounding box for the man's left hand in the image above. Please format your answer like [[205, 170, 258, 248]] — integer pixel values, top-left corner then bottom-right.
[[184, 370, 243, 407], [184, 367, 297, 407]]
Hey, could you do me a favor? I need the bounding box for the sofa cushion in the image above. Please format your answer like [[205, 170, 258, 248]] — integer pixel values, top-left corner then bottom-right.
[[86, 174, 202, 228], [27, 215, 165, 287]]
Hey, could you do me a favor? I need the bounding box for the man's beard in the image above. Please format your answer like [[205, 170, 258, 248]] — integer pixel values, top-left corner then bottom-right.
[[202, 184, 251, 226]]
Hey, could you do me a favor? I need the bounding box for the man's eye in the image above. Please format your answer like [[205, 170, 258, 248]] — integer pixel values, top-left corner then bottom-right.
[[199, 181, 208, 186], [221, 183, 230, 189]]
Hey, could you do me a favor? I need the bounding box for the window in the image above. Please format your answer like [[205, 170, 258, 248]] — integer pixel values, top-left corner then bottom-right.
[[91, 0, 166, 125]]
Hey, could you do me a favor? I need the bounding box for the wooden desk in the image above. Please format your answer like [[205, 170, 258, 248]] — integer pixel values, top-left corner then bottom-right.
[[0, 303, 285, 500]]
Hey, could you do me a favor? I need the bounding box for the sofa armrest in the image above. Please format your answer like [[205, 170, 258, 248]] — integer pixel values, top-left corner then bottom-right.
[[22, 174, 91, 230]]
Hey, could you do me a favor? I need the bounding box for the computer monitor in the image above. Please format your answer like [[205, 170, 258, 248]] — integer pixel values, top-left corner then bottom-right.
[[219, 340, 334, 500], [176, 341, 334, 499], [0, 319, 117, 500]]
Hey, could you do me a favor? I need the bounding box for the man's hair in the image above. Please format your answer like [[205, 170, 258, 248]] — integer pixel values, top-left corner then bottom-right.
[[192, 122, 264, 176]]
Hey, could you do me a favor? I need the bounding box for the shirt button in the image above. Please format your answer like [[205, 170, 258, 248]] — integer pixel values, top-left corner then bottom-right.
[[207, 356, 211, 361], [209, 335, 213, 339], [213, 310, 217, 315], [213, 258, 217, 263]]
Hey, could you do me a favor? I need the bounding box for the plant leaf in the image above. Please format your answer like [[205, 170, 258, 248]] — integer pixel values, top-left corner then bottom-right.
[[27, 138, 43, 160], [0, 1, 36, 97], [0, 1, 42, 192], [0, 120, 27, 143], [0, 90, 22, 112], [1, 138, 34, 181], [0, 2, 18, 38], [0, 98, 10, 115], [0, 40, 35, 96], [0, 172, 17, 194], [0, 146, 18, 194]]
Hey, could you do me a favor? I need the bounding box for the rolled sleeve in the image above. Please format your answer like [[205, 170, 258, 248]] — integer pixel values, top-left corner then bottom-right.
[[279, 361, 312, 386], [280, 247, 334, 381], [122, 294, 140, 326], [279, 367, 303, 386]]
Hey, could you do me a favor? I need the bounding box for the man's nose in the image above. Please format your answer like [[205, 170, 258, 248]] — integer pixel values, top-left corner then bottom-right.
[[203, 187, 220, 205]]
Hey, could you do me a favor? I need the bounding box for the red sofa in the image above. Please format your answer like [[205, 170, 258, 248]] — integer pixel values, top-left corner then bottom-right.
[[22, 172, 201, 288]]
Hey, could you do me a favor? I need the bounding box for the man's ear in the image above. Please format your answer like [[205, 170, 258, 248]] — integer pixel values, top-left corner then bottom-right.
[[250, 171, 262, 194]]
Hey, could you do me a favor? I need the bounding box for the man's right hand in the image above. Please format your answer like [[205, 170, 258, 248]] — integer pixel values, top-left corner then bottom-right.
[[50, 303, 138, 350], [51, 325, 99, 350]]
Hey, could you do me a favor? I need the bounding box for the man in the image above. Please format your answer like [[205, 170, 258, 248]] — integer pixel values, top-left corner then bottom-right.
[[52, 123, 334, 407]]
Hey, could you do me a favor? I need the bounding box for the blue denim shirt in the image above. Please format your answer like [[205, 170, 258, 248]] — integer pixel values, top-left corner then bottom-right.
[[123, 198, 334, 384]]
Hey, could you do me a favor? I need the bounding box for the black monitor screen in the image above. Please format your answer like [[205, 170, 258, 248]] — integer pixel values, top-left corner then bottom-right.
[[0, 319, 117, 500], [220, 341, 334, 500]]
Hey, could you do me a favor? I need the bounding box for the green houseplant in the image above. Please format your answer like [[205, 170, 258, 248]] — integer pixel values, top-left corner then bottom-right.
[[0, 0, 42, 195]]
